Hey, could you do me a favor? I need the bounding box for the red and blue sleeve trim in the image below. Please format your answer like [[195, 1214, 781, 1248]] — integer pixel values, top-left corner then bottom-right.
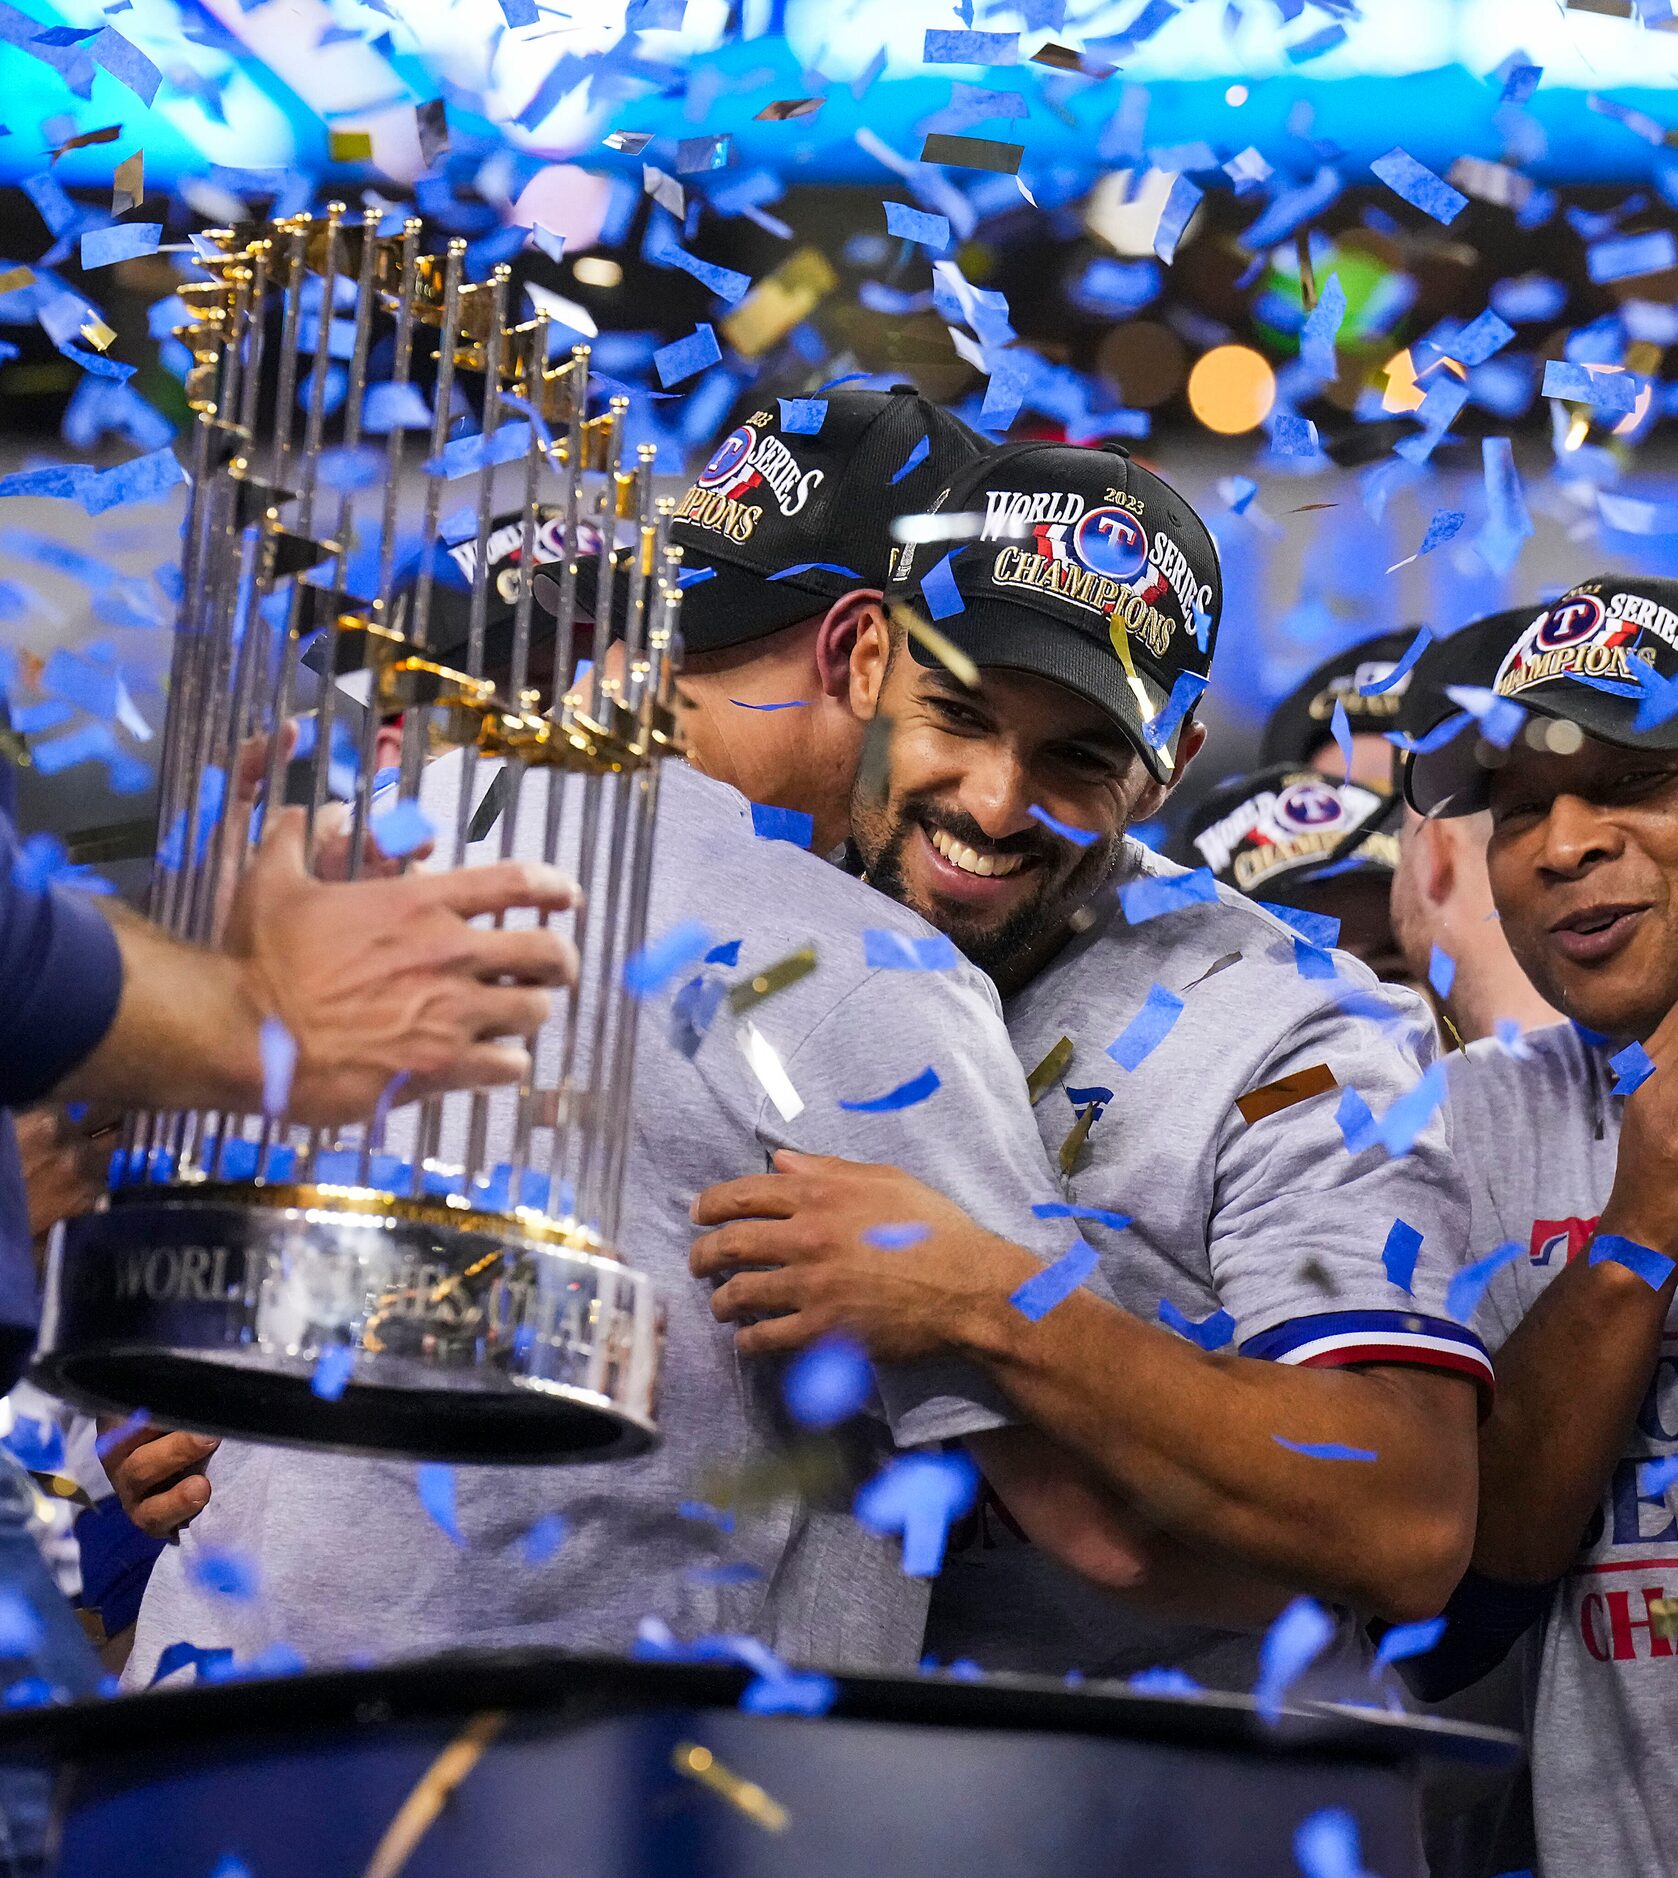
[[1239, 1309, 1494, 1395]]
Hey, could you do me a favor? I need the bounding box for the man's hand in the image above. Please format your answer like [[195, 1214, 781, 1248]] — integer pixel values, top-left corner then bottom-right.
[[96, 1417, 218, 1540], [690, 1149, 1033, 1362], [227, 806, 577, 1126], [15, 1106, 112, 1248], [1598, 998, 1678, 1257]]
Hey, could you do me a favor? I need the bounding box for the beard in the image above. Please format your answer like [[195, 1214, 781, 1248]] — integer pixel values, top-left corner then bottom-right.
[[853, 784, 1125, 992]]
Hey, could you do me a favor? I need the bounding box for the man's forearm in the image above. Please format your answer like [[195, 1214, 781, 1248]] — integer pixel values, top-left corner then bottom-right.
[[56, 906, 265, 1116], [1473, 1215, 1677, 1583], [949, 1242, 1477, 1622]]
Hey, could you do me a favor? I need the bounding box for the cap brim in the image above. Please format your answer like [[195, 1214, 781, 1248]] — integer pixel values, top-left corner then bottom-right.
[[572, 548, 838, 653], [1404, 678, 1678, 817], [898, 598, 1183, 784]]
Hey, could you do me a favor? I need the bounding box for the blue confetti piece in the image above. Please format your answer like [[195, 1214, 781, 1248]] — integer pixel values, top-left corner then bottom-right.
[[625, 919, 716, 997], [890, 435, 931, 484], [864, 1222, 929, 1249], [1587, 228, 1678, 284], [1329, 697, 1353, 777], [1142, 671, 1210, 755], [370, 797, 434, 859], [1448, 308, 1516, 367], [1261, 903, 1340, 954], [654, 324, 721, 388], [923, 27, 1019, 62], [310, 1345, 353, 1401], [1416, 509, 1466, 559], [1371, 147, 1467, 224], [1, 1415, 63, 1473], [678, 1500, 735, 1532], [1360, 628, 1432, 695], [1299, 272, 1346, 382], [1273, 1437, 1378, 1462], [920, 551, 964, 621], [1382, 1219, 1423, 1292], [1609, 1040, 1656, 1096], [1445, 1240, 1523, 1321], [749, 801, 813, 847], [79, 223, 161, 268], [1589, 1232, 1676, 1290], [259, 1017, 295, 1119], [91, 23, 160, 103], [363, 382, 433, 433], [783, 1334, 873, 1429], [1255, 1596, 1335, 1722], [706, 940, 742, 967], [778, 398, 826, 435], [1294, 1807, 1366, 1878], [853, 1450, 980, 1576], [188, 1549, 260, 1601], [1158, 1298, 1235, 1350], [1443, 684, 1526, 750], [838, 1065, 941, 1113], [768, 561, 861, 583], [1541, 360, 1637, 417], [1373, 1616, 1445, 1671], [423, 422, 532, 480], [1129, 1666, 1203, 1696], [520, 1512, 569, 1564], [1009, 1238, 1100, 1322], [208, 1858, 252, 1878], [416, 1463, 466, 1546], [1640, 1456, 1678, 1497], [1028, 804, 1099, 847], [1427, 944, 1456, 1001], [1270, 411, 1320, 458], [1153, 174, 1203, 265], [1106, 984, 1185, 1071], [1285, 21, 1345, 62], [863, 929, 961, 971], [1120, 866, 1218, 925], [884, 201, 950, 249], [741, 1668, 838, 1715], [1033, 1202, 1132, 1233], [39, 646, 119, 720]]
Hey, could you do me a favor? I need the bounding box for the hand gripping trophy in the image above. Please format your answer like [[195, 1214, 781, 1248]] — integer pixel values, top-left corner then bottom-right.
[[32, 205, 676, 1463]]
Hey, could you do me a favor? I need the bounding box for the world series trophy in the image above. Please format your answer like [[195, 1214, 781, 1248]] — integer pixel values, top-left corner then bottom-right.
[[31, 204, 676, 1463]]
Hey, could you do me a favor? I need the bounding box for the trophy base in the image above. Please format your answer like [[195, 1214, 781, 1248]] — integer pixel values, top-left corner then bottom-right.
[[31, 1184, 663, 1465]]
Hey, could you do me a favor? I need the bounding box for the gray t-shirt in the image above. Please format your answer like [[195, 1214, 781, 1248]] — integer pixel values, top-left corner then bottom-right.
[[127, 760, 1077, 1685], [1449, 1022, 1672, 1878], [927, 841, 1488, 1694]]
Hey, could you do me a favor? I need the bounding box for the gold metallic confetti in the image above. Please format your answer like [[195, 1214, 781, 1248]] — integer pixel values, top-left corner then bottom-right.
[[1058, 1104, 1098, 1176], [1652, 1598, 1678, 1642], [893, 602, 980, 690], [918, 133, 1024, 175], [722, 247, 837, 357], [329, 129, 374, 162], [52, 122, 120, 162], [755, 97, 824, 121], [0, 267, 35, 297], [728, 944, 817, 1016], [672, 1743, 789, 1833], [111, 150, 144, 215], [1295, 229, 1317, 311], [79, 318, 117, 353], [1030, 42, 1116, 77], [362, 1711, 504, 1878], [737, 1019, 803, 1121], [1235, 1063, 1339, 1126], [1288, 503, 1338, 513], [603, 129, 654, 153], [1179, 950, 1242, 993], [1025, 1036, 1074, 1106], [699, 1435, 847, 1512]]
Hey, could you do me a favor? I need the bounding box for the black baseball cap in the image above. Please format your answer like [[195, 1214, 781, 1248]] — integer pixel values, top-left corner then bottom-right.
[[570, 386, 984, 655], [882, 441, 1222, 783], [1260, 629, 1422, 769], [1173, 764, 1400, 900], [1404, 577, 1678, 816]]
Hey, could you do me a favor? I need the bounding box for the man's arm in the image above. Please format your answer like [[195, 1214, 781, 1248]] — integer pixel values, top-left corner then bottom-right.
[[693, 1151, 1479, 1623], [54, 808, 579, 1126], [1469, 1010, 1678, 1583]]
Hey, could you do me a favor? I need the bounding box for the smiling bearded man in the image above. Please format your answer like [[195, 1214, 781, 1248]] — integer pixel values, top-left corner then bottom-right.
[[692, 440, 1490, 1695]]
